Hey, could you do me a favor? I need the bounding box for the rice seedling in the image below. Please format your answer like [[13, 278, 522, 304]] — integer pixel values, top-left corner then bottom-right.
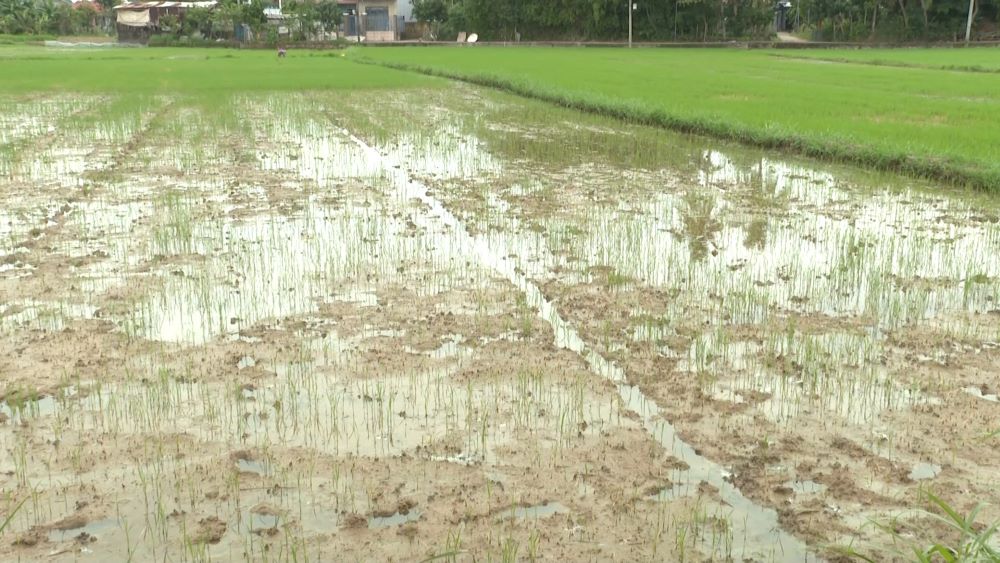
[[841, 491, 1000, 562], [0, 496, 28, 536]]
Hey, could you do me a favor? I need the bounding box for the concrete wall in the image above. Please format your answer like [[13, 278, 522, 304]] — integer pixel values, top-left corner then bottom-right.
[[366, 30, 395, 41]]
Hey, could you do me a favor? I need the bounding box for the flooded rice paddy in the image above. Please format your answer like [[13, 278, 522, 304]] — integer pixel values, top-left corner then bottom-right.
[[1, 86, 999, 562]]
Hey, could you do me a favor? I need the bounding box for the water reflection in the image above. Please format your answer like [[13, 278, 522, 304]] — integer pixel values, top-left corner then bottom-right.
[[680, 191, 723, 263], [6, 90, 999, 561]]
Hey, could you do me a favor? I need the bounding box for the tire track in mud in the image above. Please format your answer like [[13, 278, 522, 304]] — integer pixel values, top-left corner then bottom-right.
[[343, 129, 817, 562]]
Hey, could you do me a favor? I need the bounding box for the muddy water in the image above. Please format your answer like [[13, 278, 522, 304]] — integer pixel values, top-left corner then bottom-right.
[[3, 89, 1000, 561], [561, 152, 1000, 324], [342, 131, 816, 560], [324, 89, 1000, 557], [6, 335, 612, 464]]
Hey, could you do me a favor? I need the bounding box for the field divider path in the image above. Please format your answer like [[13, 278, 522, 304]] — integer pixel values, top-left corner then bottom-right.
[[766, 52, 1000, 74], [350, 56, 998, 193], [344, 129, 817, 562]]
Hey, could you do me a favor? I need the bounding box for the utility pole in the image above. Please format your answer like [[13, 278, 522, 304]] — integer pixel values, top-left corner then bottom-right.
[[964, 0, 975, 43], [673, 0, 678, 40], [628, 2, 634, 47]]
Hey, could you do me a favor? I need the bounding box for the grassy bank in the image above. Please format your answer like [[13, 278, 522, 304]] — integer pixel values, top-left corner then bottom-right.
[[768, 47, 1000, 72], [0, 34, 56, 44], [351, 47, 1000, 191], [0, 46, 436, 94]]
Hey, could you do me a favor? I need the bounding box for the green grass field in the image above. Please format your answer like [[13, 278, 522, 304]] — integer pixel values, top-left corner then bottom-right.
[[352, 46, 1000, 190], [0, 46, 434, 93], [3, 45, 998, 190]]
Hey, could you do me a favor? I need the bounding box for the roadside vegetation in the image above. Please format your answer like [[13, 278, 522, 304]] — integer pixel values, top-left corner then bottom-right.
[[410, 0, 999, 41], [3, 0, 999, 43], [0, 0, 107, 37], [0, 0, 341, 45], [154, 0, 342, 43]]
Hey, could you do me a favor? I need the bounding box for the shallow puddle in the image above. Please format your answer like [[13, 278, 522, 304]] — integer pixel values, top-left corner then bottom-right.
[[791, 480, 828, 495], [0, 300, 98, 333], [693, 331, 937, 425], [368, 510, 420, 528], [4, 340, 615, 466], [346, 128, 817, 561], [47, 518, 120, 543], [499, 501, 569, 520], [243, 512, 280, 535], [0, 386, 79, 423], [235, 458, 270, 477], [909, 462, 942, 481], [129, 198, 471, 344], [5, 88, 1000, 562], [965, 386, 999, 403]]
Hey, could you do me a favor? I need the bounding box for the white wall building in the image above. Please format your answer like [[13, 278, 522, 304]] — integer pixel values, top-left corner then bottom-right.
[[395, 0, 413, 21]]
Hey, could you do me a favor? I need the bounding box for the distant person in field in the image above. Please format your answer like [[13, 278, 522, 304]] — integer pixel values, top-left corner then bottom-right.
[[278, 47, 287, 58]]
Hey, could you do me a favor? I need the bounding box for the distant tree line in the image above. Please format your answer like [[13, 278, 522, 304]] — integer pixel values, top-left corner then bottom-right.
[[1, 0, 342, 40], [173, 0, 340, 41], [413, 0, 999, 41], [157, 0, 267, 39], [2, 0, 995, 41], [0, 0, 111, 35]]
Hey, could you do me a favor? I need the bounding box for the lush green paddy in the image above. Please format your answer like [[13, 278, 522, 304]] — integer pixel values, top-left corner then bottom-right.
[[352, 46, 1000, 190]]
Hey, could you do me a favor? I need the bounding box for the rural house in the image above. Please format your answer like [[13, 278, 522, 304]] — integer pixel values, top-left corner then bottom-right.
[[338, 0, 403, 41]]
